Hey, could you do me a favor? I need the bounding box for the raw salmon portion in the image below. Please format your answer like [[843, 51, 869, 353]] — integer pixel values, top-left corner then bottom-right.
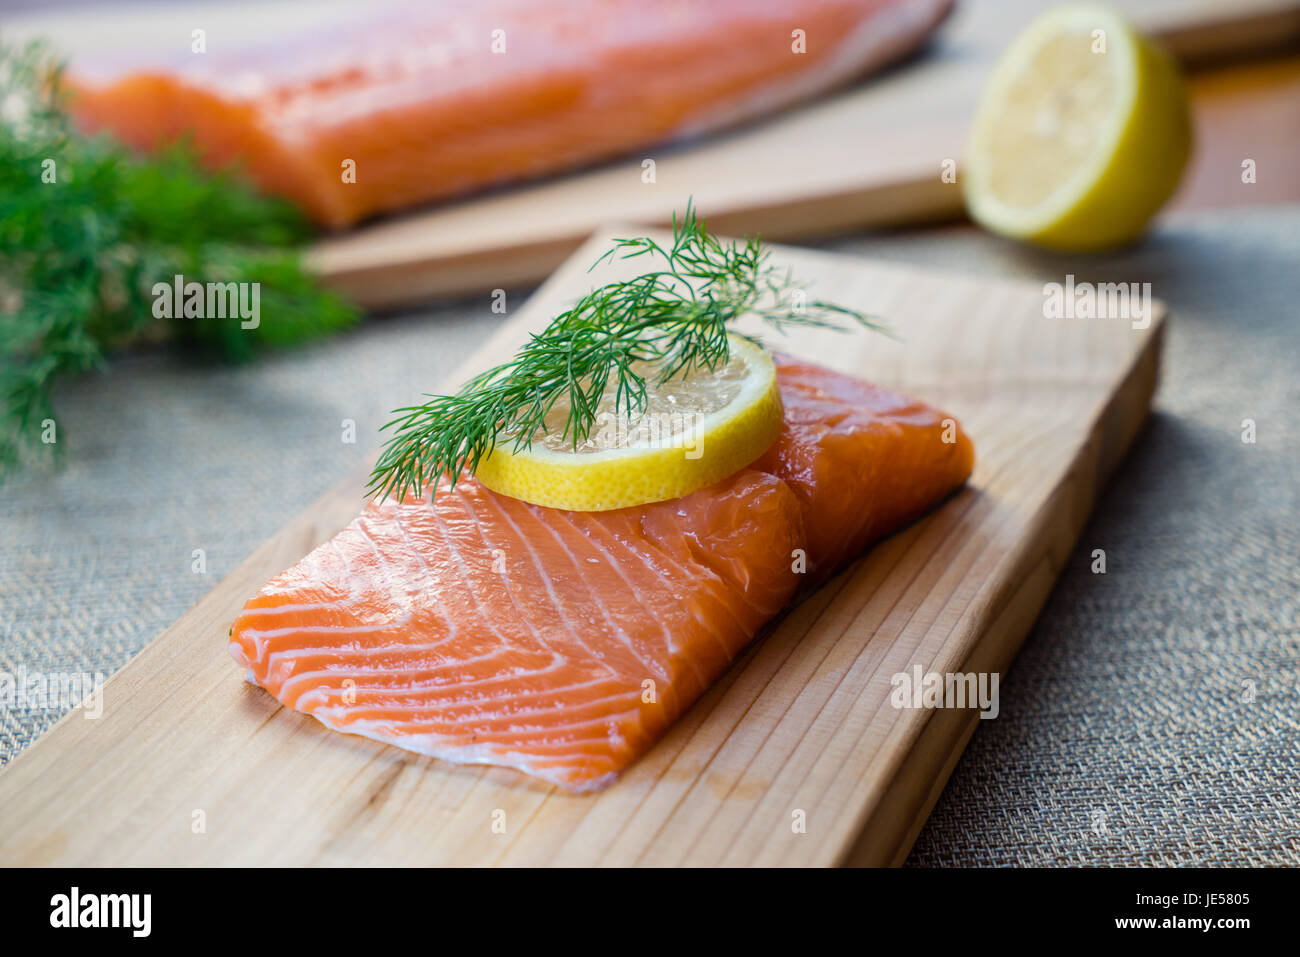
[[67, 0, 955, 227], [229, 360, 974, 791], [756, 354, 976, 578], [231, 469, 803, 792]]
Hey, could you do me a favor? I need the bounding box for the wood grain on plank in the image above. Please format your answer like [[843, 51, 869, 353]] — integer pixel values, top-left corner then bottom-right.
[[0, 230, 1165, 866]]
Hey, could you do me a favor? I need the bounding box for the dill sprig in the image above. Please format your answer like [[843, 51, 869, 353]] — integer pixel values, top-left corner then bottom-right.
[[368, 202, 888, 502], [0, 39, 358, 477]]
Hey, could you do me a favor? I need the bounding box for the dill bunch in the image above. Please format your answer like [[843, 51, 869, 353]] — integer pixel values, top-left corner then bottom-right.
[[368, 202, 888, 502], [0, 39, 358, 477]]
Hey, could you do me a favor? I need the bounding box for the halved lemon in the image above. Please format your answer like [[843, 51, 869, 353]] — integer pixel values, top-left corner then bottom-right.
[[963, 3, 1191, 251], [473, 334, 783, 511]]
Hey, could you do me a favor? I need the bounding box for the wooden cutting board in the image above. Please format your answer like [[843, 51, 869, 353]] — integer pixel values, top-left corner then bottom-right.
[[0, 229, 1165, 866]]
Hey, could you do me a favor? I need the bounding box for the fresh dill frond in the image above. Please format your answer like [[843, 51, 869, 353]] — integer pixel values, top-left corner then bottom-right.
[[368, 201, 889, 502], [0, 39, 358, 477]]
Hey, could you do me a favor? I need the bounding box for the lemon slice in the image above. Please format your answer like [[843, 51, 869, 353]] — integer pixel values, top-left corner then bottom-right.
[[963, 3, 1191, 251], [473, 334, 783, 511]]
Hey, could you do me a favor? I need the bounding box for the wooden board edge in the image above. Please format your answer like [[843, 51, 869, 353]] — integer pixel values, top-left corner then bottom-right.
[[310, 177, 963, 310], [839, 315, 1166, 867], [309, 235, 584, 311], [1150, 3, 1300, 65]]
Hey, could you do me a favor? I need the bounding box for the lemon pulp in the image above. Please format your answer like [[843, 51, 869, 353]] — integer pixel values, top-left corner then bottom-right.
[[473, 334, 784, 511], [963, 3, 1191, 251]]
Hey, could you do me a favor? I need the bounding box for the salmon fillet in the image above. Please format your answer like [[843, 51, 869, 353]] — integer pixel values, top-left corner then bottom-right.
[[757, 354, 976, 578], [229, 360, 974, 791], [67, 0, 954, 227]]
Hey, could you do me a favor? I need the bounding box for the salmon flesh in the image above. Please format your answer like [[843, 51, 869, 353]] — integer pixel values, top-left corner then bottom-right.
[[67, 0, 954, 227], [229, 357, 975, 791]]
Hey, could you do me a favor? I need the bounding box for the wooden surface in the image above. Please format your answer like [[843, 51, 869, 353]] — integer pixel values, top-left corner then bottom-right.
[[1174, 53, 1300, 211], [0, 229, 1165, 866]]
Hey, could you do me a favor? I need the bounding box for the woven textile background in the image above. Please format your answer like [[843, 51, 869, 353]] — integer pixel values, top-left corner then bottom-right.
[[2, 207, 1296, 865]]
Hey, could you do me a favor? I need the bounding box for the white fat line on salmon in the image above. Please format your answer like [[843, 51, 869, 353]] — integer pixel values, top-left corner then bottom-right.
[[151, 273, 260, 329], [889, 665, 999, 719], [49, 887, 150, 937], [1042, 274, 1152, 330], [0, 666, 104, 718]]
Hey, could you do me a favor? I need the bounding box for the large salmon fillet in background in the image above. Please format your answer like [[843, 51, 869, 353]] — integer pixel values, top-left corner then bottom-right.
[[68, 0, 955, 227], [229, 360, 975, 791]]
